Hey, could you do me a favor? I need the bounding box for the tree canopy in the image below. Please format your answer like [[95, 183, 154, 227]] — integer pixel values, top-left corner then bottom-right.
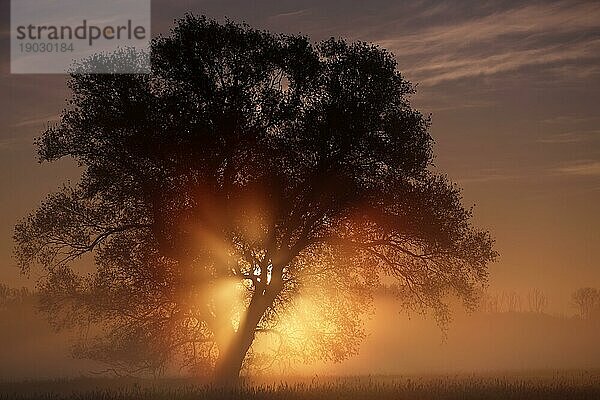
[[14, 15, 497, 383]]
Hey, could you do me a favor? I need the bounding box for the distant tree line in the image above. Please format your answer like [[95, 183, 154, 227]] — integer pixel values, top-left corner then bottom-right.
[[571, 287, 600, 320], [2, 283, 599, 320], [476, 287, 600, 319], [477, 289, 548, 314], [374, 285, 551, 314], [375, 285, 600, 318], [0, 283, 31, 307]]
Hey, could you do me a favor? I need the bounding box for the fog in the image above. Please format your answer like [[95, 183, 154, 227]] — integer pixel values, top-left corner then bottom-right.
[[303, 298, 600, 375], [2, 291, 599, 381]]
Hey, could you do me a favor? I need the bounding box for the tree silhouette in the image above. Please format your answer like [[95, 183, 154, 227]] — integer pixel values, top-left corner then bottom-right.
[[14, 15, 497, 384], [572, 287, 600, 320], [527, 289, 548, 314]]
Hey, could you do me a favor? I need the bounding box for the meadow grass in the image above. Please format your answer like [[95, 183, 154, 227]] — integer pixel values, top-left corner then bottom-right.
[[1, 370, 599, 399]]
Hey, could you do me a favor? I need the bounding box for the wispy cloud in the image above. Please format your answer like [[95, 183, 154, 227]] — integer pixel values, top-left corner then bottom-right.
[[269, 9, 310, 20], [376, 1, 600, 86], [537, 130, 600, 144], [554, 160, 600, 176], [540, 115, 599, 125], [10, 115, 60, 128], [456, 160, 600, 184], [449, 167, 532, 185], [456, 173, 523, 185]]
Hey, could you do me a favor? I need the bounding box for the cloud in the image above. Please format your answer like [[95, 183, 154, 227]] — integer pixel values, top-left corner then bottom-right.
[[540, 115, 599, 125], [448, 167, 530, 185], [414, 96, 496, 112], [537, 130, 600, 144], [554, 160, 600, 176], [139, 0, 600, 88], [10, 115, 60, 128], [456, 173, 522, 185], [375, 1, 600, 86], [456, 160, 600, 185], [269, 9, 310, 20]]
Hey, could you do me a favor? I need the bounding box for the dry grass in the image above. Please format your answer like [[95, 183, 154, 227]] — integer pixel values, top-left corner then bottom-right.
[[1, 370, 599, 400]]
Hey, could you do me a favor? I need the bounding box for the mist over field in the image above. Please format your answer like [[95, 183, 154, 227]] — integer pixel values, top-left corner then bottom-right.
[[2, 288, 599, 381]]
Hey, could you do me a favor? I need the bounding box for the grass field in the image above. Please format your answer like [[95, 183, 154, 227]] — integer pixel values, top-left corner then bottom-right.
[[1, 371, 599, 400]]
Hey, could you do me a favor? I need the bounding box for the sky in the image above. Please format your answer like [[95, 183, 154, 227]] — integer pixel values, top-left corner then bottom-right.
[[0, 0, 599, 314]]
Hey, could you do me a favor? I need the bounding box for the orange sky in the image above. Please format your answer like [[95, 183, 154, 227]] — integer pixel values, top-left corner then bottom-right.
[[1, 0, 599, 315]]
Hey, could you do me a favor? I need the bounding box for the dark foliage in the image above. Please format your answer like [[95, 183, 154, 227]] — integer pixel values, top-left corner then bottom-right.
[[14, 15, 496, 382]]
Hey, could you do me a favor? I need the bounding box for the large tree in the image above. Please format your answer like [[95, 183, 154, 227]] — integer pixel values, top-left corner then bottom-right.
[[14, 15, 496, 384]]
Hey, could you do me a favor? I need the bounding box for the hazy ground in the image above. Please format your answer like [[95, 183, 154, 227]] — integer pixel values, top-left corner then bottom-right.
[[1, 295, 600, 380], [1, 291, 599, 399]]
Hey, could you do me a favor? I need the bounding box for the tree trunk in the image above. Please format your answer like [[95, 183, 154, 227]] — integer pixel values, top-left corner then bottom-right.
[[213, 328, 255, 387], [213, 289, 276, 387], [212, 261, 285, 387]]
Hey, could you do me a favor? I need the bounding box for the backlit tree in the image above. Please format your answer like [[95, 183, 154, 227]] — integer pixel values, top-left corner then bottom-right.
[[14, 15, 497, 384]]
